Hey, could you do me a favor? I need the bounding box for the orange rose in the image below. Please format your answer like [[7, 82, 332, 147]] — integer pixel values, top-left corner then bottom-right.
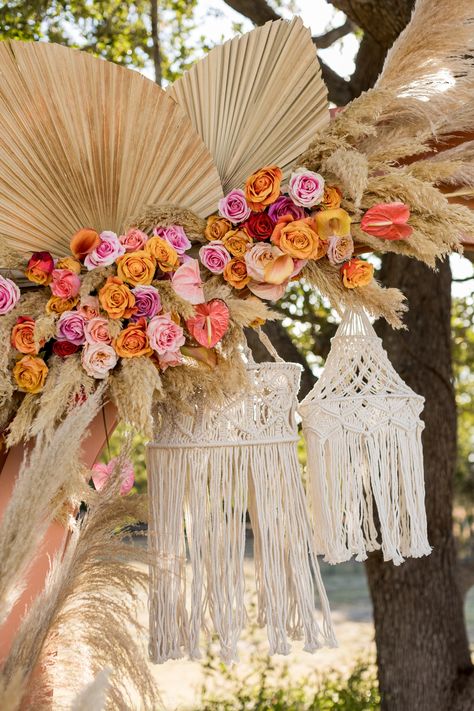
[[46, 295, 79, 315], [114, 318, 152, 358], [70, 228, 101, 261], [25, 251, 54, 285], [276, 219, 320, 259], [321, 186, 342, 210], [205, 215, 232, 241], [245, 165, 282, 212], [223, 258, 250, 289], [11, 317, 41, 354], [99, 276, 136, 320], [145, 237, 179, 272], [116, 250, 156, 286], [56, 256, 82, 274], [13, 355, 48, 393], [222, 229, 253, 258], [340, 259, 374, 288], [315, 208, 351, 239]]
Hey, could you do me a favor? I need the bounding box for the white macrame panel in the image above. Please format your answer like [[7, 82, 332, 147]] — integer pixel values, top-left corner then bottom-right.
[[148, 360, 336, 663], [299, 309, 431, 566]]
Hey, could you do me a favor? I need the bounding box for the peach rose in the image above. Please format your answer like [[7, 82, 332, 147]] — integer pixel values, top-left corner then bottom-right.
[[315, 208, 351, 239], [13, 355, 48, 393], [274, 218, 320, 259], [244, 165, 282, 212], [70, 228, 101, 261], [205, 215, 232, 241], [78, 295, 101, 320], [223, 258, 251, 289], [55, 256, 82, 274], [99, 276, 136, 320], [11, 317, 41, 354], [321, 186, 342, 210], [327, 235, 354, 265], [340, 258, 374, 288], [145, 237, 179, 272], [84, 316, 112, 345], [46, 295, 79, 315], [222, 229, 253, 258], [116, 250, 156, 286], [114, 318, 152, 358]]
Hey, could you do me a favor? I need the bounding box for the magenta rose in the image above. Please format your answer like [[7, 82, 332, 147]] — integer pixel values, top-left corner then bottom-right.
[[243, 213, 274, 241], [154, 225, 191, 255], [119, 228, 149, 252], [218, 189, 252, 224], [199, 241, 231, 274], [50, 269, 81, 299], [0, 275, 20, 315], [268, 196, 306, 223], [56, 310, 86, 345], [130, 285, 162, 320], [288, 168, 325, 207], [147, 313, 185, 355], [84, 231, 125, 270]]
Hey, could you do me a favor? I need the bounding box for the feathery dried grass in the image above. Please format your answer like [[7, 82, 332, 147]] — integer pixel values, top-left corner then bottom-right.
[[0, 485, 159, 711], [155, 280, 196, 320], [125, 204, 206, 243], [80, 266, 114, 299], [109, 357, 163, 438], [0, 389, 103, 626], [5, 395, 39, 449], [71, 670, 111, 711]]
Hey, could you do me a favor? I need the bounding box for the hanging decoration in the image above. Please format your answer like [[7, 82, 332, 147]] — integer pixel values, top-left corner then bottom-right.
[[299, 309, 430, 565], [148, 336, 335, 662]]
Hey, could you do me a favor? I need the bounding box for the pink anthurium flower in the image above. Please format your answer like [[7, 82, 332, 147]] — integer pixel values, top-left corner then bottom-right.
[[361, 202, 412, 240], [91, 458, 135, 495], [171, 258, 205, 304], [186, 299, 230, 348]]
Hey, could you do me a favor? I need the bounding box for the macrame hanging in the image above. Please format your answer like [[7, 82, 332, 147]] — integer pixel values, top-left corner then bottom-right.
[[148, 335, 336, 663], [299, 309, 431, 566]]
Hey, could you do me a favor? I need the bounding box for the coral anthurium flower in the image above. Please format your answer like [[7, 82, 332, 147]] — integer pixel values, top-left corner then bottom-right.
[[186, 299, 230, 348], [360, 202, 412, 240], [315, 208, 351, 239]]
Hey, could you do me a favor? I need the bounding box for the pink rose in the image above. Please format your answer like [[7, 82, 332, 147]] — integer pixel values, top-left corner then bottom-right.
[[56, 310, 86, 345], [84, 231, 126, 270], [288, 168, 325, 207], [0, 275, 20, 315], [79, 296, 100, 320], [131, 285, 161, 320], [158, 349, 184, 370], [171, 259, 205, 305], [50, 269, 81, 299], [199, 241, 231, 274], [218, 189, 252, 224], [84, 316, 112, 345], [81, 342, 117, 379], [244, 242, 276, 281], [91, 457, 134, 495], [154, 225, 191, 255], [148, 313, 185, 355], [119, 228, 149, 252], [327, 235, 354, 266]]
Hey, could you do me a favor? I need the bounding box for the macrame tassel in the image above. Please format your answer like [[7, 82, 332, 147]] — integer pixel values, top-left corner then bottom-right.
[[300, 308, 431, 566], [148, 353, 336, 662]]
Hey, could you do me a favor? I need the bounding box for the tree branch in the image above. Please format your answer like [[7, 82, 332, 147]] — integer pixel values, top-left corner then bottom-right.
[[221, 0, 279, 25], [313, 18, 356, 49]]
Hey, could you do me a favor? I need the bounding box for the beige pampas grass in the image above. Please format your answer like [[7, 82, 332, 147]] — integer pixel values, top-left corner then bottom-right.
[[109, 357, 163, 438], [0, 484, 159, 711], [0, 41, 223, 256], [0, 388, 104, 625], [125, 204, 207, 243], [169, 17, 329, 193]]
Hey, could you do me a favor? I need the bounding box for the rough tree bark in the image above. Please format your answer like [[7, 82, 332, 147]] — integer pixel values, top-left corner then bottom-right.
[[224, 1, 474, 708]]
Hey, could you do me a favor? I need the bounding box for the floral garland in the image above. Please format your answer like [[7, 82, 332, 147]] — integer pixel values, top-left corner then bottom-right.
[[0, 165, 411, 398]]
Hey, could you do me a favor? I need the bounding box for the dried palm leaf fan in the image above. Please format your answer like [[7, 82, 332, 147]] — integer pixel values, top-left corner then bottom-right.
[[168, 17, 329, 193], [299, 309, 431, 566], [0, 41, 223, 256], [148, 336, 335, 663]]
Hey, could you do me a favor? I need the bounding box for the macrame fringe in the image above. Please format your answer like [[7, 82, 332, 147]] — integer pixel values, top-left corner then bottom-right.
[[148, 441, 335, 663]]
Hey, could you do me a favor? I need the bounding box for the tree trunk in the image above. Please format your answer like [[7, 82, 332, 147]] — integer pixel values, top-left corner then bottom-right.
[[366, 255, 474, 710], [150, 0, 162, 86]]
